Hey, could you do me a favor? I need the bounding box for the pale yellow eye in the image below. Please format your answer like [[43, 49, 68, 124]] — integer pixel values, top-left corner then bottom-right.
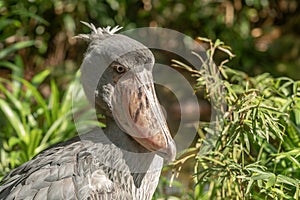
[[115, 65, 126, 74]]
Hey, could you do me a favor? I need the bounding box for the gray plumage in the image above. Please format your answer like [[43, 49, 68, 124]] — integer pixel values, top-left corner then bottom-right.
[[0, 22, 176, 200]]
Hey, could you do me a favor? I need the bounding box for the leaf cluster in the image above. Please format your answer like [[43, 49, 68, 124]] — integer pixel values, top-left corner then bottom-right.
[[169, 38, 300, 199]]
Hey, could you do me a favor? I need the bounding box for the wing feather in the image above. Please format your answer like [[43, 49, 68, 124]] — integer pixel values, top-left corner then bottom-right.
[[0, 131, 161, 200]]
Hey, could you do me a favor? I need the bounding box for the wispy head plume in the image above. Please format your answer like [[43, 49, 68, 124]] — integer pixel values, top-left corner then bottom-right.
[[75, 21, 123, 41]]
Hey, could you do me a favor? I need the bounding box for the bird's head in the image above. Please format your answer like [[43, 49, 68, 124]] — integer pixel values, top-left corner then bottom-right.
[[77, 22, 176, 163]]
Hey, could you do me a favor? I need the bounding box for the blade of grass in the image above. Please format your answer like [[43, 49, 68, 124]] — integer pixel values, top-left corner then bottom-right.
[[0, 99, 28, 143], [0, 41, 36, 60], [49, 79, 59, 121], [14, 76, 51, 125]]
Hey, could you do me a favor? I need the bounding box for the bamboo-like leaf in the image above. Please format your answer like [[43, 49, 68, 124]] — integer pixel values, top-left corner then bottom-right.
[[270, 188, 292, 198], [266, 174, 276, 188], [287, 156, 300, 167], [277, 174, 300, 187], [243, 130, 251, 153], [200, 156, 226, 167], [218, 46, 235, 58], [219, 66, 228, 80], [226, 127, 240, 146], [293, 82, 299, 96], [294, 184, 299, 200], [196, 37, 212, 43], [223, 81, 237, 100], [280, 98, 293, 112], [272, 148, 300, 157], [294, 108, 300, 126], [237, 104, 257, 113], [171, 59, 194, 71], [214, 39, 224, 48], [251, 171, 273, 181]]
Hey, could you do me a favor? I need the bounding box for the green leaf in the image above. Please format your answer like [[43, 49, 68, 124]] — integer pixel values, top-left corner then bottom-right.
[[214, 39, 224, 47], [0, 18, 20, 32], [270, 188, 292, 198], [266, 174, 276, 188], [0, 41, 36, 60], [251, 172, 273, 181], [40, 110, 73, 146], [0, 99, 28, 143], [246, 179, 254, 194], [294, 108, 300, 126], [61, 78, 79, 114], [0, 61, 23, 76], [11, 10, 49, 26], [0, 82, 23, 112], [243, 130, 251, 153], [14, 77, 51, 124], [8, 136, 21, 147], [27, 129, 43, 159], [31, 70, 50, 86], [277, 174, 300, 187], [49, 79, 60, 121]]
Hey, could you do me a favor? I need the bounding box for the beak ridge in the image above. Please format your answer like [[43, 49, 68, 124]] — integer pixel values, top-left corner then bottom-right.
[[112, 69, 176, 162]]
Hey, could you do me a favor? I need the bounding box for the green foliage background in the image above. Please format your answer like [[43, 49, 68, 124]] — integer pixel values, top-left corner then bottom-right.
[[0, 0, 299, 199]]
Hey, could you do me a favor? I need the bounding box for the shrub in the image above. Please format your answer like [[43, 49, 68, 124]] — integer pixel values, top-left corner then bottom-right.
[[159, 38, 300, 199]]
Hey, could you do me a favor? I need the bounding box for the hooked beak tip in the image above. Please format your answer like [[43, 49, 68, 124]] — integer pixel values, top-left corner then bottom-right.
[[157, 140, 177, 163]]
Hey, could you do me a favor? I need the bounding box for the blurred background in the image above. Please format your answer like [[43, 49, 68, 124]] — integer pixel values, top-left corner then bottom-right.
[[1, 0, 299, 81], [0, 0, 299, 199]]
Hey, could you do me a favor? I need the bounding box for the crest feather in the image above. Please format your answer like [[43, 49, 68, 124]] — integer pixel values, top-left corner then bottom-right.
[[75, 21, 123, 41]]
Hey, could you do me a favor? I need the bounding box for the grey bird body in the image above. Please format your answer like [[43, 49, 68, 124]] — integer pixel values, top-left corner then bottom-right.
[[0, 23, 176, 200], [0, 127, 161, 200]]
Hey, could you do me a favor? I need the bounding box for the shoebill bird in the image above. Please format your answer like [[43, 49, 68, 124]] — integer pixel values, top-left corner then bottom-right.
[[0, 22, 176, 200]]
